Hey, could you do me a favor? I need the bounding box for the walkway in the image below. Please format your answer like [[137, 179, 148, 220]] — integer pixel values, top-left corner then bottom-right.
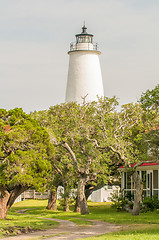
[[0, 218, 121, 240]]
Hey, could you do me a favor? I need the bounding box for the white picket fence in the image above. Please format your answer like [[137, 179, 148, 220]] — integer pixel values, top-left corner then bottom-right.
[[21, 190, 49, 200]]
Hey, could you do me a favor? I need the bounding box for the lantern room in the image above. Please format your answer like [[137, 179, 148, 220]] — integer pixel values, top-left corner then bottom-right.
[[75, 25, 93, 44], [69, 24, 98, 52]]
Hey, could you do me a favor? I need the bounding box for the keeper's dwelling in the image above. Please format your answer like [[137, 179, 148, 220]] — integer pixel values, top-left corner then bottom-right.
[[119, 162, 159, 199]]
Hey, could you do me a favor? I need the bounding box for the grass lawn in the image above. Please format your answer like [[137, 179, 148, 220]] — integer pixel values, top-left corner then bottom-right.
[[0, 200, 159, 239], [0, 200, 58, 237], [80, 225, 159, 240], [77, 202, 159, 240], [80, 229, 159, 240]]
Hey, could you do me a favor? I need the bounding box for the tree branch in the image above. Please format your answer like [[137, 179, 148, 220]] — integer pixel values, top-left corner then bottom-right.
[[62, 142, 80, 173], [52, 159, 63, 176]]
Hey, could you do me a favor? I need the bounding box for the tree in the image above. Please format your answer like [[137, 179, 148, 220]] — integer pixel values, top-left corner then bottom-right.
[[140, 84, 159, 159], [34, 98, 146, 215], [32, 109, 77, 212], [114, 84, 159, 216], [140, 84, 159, 113], [92, 99, 148, 215], [0, 108, 54, 219], [46, 174, 61, 211], [33, 102, 111, 214], [49, 150, 77, 212], [124, 85, 159, 215]]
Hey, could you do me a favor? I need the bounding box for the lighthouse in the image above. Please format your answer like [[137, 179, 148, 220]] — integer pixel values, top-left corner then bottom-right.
[[65, 24, 104, 104]]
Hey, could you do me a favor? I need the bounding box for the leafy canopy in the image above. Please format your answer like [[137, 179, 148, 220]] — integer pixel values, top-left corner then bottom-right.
[[0, 108, 54, 191]]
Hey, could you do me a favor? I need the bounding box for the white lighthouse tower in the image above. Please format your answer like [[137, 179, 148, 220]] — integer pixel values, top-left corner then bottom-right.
[[65, 24, 104, 104]]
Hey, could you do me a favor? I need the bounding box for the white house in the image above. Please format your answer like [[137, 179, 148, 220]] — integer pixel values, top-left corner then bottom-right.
[[119, 162, 159, 199]]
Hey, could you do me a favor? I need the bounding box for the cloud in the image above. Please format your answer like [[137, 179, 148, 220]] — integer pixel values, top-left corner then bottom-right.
[[0, 0, 159, 112]]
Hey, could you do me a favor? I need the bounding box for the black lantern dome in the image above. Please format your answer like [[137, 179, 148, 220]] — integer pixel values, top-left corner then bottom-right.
[[75, 24, 93, 44]]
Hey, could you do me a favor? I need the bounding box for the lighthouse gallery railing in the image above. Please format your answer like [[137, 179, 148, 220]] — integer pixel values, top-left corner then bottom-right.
[[69, 42, 98, 51]]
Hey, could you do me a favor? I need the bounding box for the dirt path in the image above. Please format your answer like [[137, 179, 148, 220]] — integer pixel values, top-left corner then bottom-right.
[[0, 218, 121, 240]]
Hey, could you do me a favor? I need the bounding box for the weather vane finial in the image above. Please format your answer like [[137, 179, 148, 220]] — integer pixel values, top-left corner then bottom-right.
[[82, 21, 87, 33]]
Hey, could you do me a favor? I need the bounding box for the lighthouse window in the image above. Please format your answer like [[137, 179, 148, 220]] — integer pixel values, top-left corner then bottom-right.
[[77, 37, 84, 43], [90, 37, 93, 43], [85, 37, 89, 42], [77, 36, 93, 43]]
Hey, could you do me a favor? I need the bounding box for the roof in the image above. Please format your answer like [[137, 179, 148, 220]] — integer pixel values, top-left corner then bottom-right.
[[119, 162, 159, 169], [76, 24, 93, 37]]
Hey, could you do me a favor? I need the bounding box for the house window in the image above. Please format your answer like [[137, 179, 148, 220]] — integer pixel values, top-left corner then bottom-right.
[[147, 171, 153, 197], [124, 172, 126, 189], [124, 172, 131, 189], [142, 171, 146, 189], [153, 170, 158, 197], [127, 173, 131, 189], [153, 170, 158, 189]]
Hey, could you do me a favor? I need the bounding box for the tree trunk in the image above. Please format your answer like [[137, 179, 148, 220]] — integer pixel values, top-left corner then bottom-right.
[[63, 196, 69, 212], [63, 185, 69, 212], [77, 178, 89, 215], [80, 193, 89, 215], [132, 171, 143, 216], [74, 196, 80, 213], [46, 189, 57, 211], [7, 185, 28, 210], [0, 190, 10, 219], [0, 185, 28, 219]]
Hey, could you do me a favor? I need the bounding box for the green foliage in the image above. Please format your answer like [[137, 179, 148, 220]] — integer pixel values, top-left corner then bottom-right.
[[110, 192, 159, 214], [140, 84, 159, 112], [33, 101, 114, 199], [33, 98, 148, 212], [140, 84, 159, 159], [141, 196, 159, 212], [110, 190, 134, 211], [144, 126, 159, 159], [0, 108, 54, 192], [109, 190, 125, 211]]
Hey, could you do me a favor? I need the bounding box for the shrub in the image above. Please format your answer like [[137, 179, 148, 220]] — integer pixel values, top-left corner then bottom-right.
[[141, 195, 159, 212], [109, 190, 133, 211]]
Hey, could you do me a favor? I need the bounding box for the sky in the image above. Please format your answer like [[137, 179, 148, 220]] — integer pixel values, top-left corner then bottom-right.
[[0, 0, 159, 113]]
